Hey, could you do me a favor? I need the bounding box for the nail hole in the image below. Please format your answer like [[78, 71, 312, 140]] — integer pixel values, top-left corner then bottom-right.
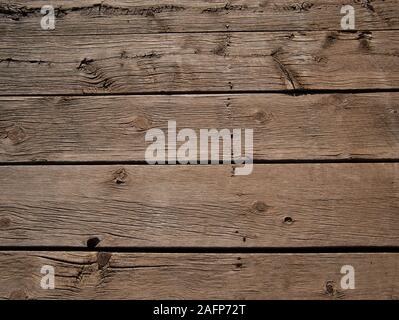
[[283, 217, 294, 225], [87, 237, 101, 248]]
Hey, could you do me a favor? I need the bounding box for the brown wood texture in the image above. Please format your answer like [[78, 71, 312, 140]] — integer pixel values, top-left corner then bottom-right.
[[0, 252, 398, 300], [1, 93, 398, 162], [1, 0, 398, 300], [0, 0, 398, 36], [0, 164, 397, 247], [1, 31, 399, 94]]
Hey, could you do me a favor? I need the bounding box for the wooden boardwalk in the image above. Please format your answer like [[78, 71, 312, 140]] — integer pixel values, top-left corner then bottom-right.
[[0, 0, 398, 300]]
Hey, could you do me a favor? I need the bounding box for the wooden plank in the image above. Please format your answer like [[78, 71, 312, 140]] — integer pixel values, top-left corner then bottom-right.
[[1, 93, 398, 162], [0, 164, 397, 247], [1, 31, 399, 94], [1, 0, 398, 37], [0, 252, 397, 299]]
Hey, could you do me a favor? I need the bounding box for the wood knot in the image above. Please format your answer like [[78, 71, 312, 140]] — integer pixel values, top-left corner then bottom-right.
[[313, 55, 328, 64], [77, 58, 94, 71], [323, 32, 338, 49], [9, 289, 29, 300], [253, 111, 273, 124], [0, 217, 11, 229], [131, 115, 151, 131], [212, 35, 231, 56], [252, 201, 269, 213], [235, 257, 243, 269], [113, 168, 128, 184], [358, 32, 372, 51], [97, 252, 112, 270], [3, 125, 27, 145], [325, 280, 338, 296]]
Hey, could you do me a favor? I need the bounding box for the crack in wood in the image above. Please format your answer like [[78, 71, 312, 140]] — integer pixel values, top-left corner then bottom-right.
[[77, 51, 163, 70], [0, 4, 37, 21], [202, 2, 248, 14], [282, 2, 314, 12], [271, 48, 301, 90], [111, 264, 178, 270], [0, 58, 52, 66], [120, 51, 163, 60]]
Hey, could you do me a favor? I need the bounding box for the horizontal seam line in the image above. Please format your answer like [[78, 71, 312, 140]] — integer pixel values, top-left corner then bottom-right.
[[0, 88, 399, 97], [0, 247, 398, 254], [1, 159, 399, 166]]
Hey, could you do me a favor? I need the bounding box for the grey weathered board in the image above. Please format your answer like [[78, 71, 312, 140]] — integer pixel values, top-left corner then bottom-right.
[[1, 31, 399, 94], [0, 164, 397, 247], [0, 0, 398, 300], [1, 93, 398, 162], [0, 0, 398, 36], [0, 252, 398, 300]]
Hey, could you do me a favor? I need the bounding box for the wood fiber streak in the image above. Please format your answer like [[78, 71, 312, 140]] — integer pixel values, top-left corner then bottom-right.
[[1, 31, 399, 94]]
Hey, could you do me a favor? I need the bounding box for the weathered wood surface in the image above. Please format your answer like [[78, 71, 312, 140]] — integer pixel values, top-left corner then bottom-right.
[[0, 0, 398, 37], [0, 252, 397, 300], [1, 31, 399, 94], [0, 164, 398, 247], [1, 93, 398, 162]]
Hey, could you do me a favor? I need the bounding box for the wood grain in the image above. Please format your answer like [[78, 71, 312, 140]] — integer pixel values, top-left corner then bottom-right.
[[1, 31, 399, 94], [0, 164, 397, 247], [1, 93, 398, 162], [0, 252, 397, 299], [0, 0, 398, 37], [0, 0, 398, 301]]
